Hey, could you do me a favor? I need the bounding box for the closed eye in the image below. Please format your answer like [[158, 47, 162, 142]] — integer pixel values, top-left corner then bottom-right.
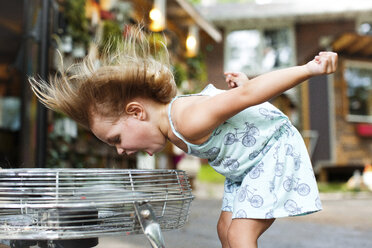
[[107, 136, 121, 145]]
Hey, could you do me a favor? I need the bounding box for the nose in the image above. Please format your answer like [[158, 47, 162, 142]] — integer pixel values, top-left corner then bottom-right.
[[116, 147, 125, 155]]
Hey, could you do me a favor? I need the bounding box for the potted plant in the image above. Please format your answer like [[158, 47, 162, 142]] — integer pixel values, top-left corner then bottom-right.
[[63, 0, 90, 58]]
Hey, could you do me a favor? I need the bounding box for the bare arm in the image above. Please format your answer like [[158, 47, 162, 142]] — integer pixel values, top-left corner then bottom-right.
[[175, 52, 338, 142], [225, 52, 337, 90]]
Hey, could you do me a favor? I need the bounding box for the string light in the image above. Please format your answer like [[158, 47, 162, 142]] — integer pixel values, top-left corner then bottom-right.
[[186, 36, 197, 51], [149, 8, 162, 22], [186, 25, 199, 57], [149, 0, 166, 32]]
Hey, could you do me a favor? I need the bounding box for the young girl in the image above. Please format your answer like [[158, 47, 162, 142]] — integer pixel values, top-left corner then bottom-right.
[[29, 27, 337, 248]]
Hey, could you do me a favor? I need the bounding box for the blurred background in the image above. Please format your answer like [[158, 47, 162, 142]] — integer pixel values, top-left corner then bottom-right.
[[1, 0, 372, 192], [0, 0, 372, 246]]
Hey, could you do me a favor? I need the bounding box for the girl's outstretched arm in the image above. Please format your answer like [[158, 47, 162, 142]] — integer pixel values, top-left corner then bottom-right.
[[224, 72, 249, 88], [225, 51, 337, 95], [175, 52, 337, 142]]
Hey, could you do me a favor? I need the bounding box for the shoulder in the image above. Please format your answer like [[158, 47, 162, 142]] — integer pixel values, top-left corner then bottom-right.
[[170, 95, 211, 143], [170, 86, 252, 144]]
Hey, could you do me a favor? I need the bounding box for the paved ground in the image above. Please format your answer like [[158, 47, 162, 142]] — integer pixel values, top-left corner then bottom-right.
[[96, 183, 372, 248]]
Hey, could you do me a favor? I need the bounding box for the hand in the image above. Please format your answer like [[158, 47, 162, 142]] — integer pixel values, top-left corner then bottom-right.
[[224, 72, 249, 88], [306, 51, 338, 76]]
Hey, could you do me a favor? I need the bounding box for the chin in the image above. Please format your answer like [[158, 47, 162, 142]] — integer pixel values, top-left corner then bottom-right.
[[153, 144, 166, 154]]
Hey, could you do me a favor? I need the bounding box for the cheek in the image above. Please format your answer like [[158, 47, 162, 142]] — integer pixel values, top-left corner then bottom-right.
[[140, 128, 165, 147], [123, 125, 150, 144], [125, 120, 165, 145]]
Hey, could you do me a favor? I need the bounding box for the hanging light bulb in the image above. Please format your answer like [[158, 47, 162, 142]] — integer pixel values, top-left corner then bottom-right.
[[186, 35, 197, 51], [149, 8, 162, 21], [149, 0, 166, 32], [186, 25, 199, 57]]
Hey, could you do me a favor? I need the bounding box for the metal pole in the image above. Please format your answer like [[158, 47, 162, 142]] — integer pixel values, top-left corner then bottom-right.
[[36, 0, 51, 168], [19, 0, 33, 167]]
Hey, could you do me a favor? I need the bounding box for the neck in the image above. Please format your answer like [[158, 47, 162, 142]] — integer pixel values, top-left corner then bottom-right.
[[141, 97, 187, 152], [140, 98, 171, 138]]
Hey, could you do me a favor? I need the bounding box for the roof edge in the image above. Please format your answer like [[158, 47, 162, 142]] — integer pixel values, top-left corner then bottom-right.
[[175, 0, 222, 42]]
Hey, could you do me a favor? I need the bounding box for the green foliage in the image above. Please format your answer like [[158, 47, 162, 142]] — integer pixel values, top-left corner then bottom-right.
[[100, 20, 122, 53], [317, 182, 347, 192], [197, 164, 225, 183], [186, 53, 208, 92], [172, 53, 208, 94], [148, 32, 168, 60], [317, 182, 369, 193], [187, 53, 207, 82], [173, 63, 188, 87], [64, 0, 90, 45], [148, 32, 167, 47], [47, 132, 85, 168]]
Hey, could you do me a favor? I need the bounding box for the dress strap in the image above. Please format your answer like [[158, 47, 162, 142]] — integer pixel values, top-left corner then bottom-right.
[[167, 96, 192, 153], [167, 84, 223, 154]]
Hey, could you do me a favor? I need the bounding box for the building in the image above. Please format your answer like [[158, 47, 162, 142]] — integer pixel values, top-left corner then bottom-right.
[[198, 0, 372, 180], [0, 0, 221, 169]]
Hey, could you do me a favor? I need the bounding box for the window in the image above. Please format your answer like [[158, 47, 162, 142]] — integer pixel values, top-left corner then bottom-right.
[[225, 27, 294, 76], [358, 22, 372, 35], [344, 61, 372, 122]]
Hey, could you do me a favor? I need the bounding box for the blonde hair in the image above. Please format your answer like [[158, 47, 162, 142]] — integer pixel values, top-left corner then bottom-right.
[[29, 26, 177, 129]]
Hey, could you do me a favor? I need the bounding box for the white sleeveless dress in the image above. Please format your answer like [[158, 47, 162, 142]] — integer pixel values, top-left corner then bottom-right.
[[168, 84, 322, 219]]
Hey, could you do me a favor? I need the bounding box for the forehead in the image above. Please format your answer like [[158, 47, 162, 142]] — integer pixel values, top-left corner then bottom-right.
[[91, 112, 114, 127], [90, 114, 122, 141]]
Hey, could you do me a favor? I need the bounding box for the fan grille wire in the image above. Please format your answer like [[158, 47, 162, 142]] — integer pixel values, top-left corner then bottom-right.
[[0, 169, 194, 240]]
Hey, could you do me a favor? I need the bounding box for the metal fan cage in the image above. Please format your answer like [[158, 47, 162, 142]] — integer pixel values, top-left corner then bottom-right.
[[0, 168, 194, 240]]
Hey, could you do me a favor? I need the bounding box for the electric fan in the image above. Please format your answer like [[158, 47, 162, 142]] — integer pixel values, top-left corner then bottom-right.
[[0, 168, 194, 248]]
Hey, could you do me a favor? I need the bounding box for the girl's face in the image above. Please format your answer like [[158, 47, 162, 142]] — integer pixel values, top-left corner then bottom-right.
[[90, 114, 167, 156]]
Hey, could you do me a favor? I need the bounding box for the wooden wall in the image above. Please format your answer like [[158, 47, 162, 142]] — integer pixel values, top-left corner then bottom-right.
[[295, 20, 355, 166], [204, 18, 372, 168], [202, 29, 226, 89], [295, 20, 355, 63], [333, 59, 372, 165]]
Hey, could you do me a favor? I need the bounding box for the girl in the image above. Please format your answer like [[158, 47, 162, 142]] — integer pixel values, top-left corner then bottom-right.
[[30, 27, 337, 248]]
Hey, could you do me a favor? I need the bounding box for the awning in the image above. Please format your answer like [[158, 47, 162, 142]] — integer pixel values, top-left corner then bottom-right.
[[172, 0, 221, 42], [332, 33, 372, 57], [128, 0, 222, 43]]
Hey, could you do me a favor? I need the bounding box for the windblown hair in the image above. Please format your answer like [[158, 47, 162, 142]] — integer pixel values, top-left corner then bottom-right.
[[29, 26, 177, 129]]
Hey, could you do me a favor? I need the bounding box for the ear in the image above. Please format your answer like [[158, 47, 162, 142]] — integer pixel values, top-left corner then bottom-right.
[[125, 102, 146, 120]]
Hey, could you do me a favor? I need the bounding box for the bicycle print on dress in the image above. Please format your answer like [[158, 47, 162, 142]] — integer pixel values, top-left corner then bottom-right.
[[190, 147, 220, 159], [315, 197, 322, 209], [168, 84, 322, 220], [249, 161, 264, 179], [285, 143, 302, 171], [224, 123, 260, 147], [248, 142, 273, 161], [273, 121, 294, 140], [283, 175, 311, 196], [213, 122, 227, 137], [213, 156, 240, 171], [224, 179, 235, 193], [269, 142, 285, 192], [235, 209, 247, 218], [222, 196, 233, 212], [259, 108, 283, 120], [237, 185, 264, 208], [284, 199, 303, 216]]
